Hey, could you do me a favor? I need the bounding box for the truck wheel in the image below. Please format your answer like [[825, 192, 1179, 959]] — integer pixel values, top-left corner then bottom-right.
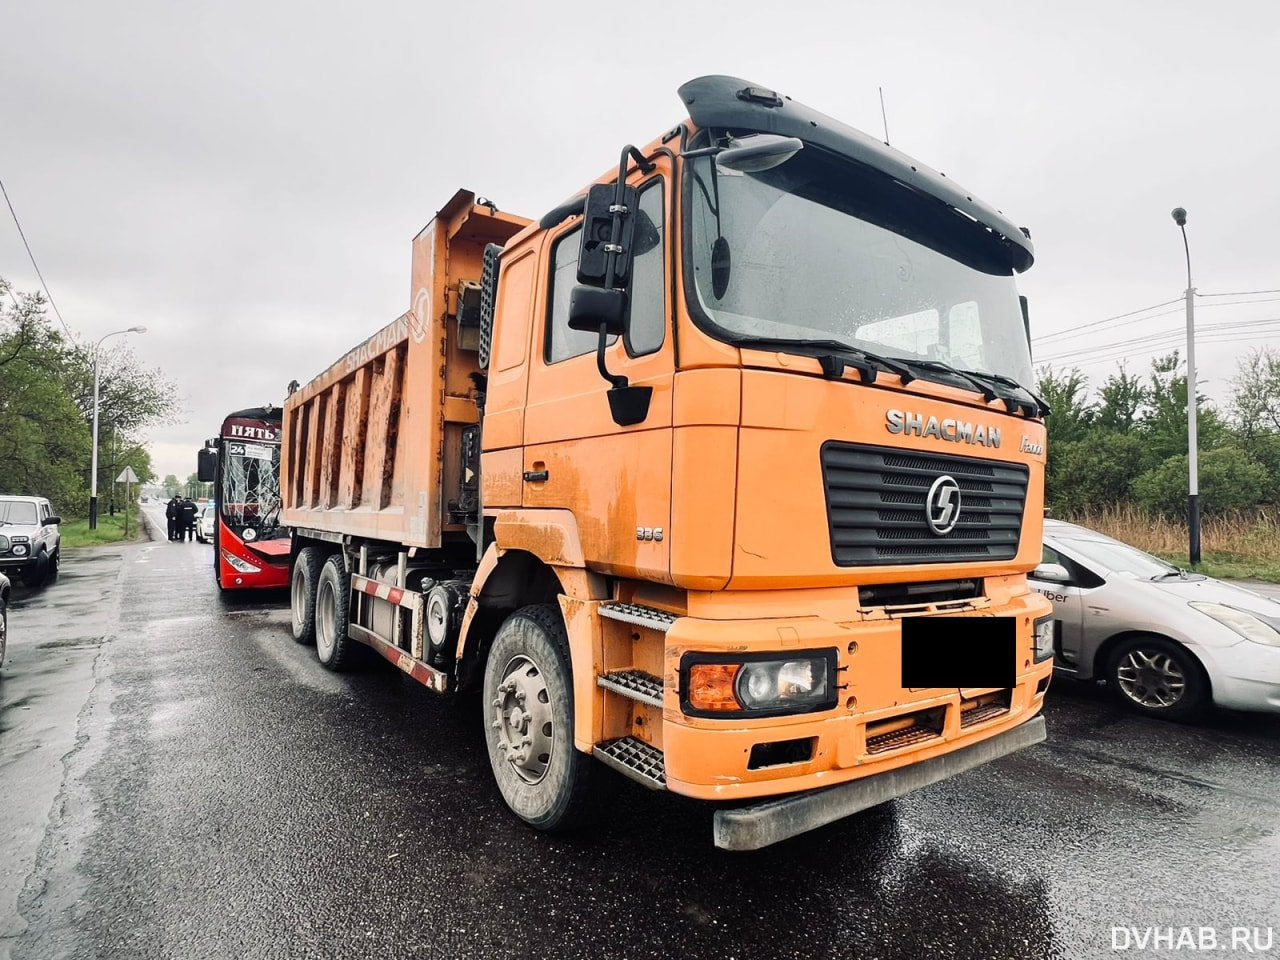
[[482, 604, 596, 832], [291, 547, 321, 644], [314, 554, 355, 671], [1106, 634, 1208, 722]]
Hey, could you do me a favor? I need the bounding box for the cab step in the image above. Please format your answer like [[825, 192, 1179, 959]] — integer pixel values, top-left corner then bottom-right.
[[598, 669, 664, 707], [594, 736, 667, 790], [598, 602, 679, 632]]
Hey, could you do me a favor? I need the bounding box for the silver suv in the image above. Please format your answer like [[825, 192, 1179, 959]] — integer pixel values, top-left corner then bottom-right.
[[0, 496, 62, 586]]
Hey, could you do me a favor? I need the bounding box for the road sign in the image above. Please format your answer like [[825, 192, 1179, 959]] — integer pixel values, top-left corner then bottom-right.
[[116, 467, 140, 483]]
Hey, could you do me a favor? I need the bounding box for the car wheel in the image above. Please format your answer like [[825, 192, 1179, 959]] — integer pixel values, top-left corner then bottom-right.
[[482, 604, 600, 833], [47, 548, 59, 582], [1106, 634, 1208, 721], [291, 547, 321, 645], [314, 554, 355, 671], [0, 597, 7, 672]]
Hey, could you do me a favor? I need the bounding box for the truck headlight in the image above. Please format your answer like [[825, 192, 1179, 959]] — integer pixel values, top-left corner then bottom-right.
[[1033, 615, 1056, 662], [221, 550, 261, 574], [682, 651, 837, 717], [1189, 602, 1280, 646]]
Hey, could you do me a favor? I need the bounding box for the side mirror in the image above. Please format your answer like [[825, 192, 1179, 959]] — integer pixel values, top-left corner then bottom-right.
[[715, 134, 803, 173], [45, 515, 61, 526], [1032, 562, 1071, 583], [197, 448, 217, 484], [577, 182, 638, 287], [567, 285, 628, 336]]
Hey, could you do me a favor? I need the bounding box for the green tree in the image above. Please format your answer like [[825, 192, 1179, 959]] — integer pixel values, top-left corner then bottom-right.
[[1133, 447, 1271, 518], [0, 281, 91, 511], [1047, 432, 1147, 516], [1138, 352, 1227, 463], [1035, 365, 1095, 447], [1229, 346, 1280, 439], [162, 474, 181, 497], [1095, 364, 1145, 434]]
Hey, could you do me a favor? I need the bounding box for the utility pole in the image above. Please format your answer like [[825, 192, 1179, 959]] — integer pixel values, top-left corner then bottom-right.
[[1171, 207, 1200, 565]]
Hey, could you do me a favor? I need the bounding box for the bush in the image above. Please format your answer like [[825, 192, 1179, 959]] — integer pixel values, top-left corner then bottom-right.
[[1047, 431, 1148, 516], [1133, 446, 1270, 518]]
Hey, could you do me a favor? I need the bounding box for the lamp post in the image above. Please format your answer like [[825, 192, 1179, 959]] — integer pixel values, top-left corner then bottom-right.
[[90, 325, 146, 529], [1171, 207, 1199, 565]]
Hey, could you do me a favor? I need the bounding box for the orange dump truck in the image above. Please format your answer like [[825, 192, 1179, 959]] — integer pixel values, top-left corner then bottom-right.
[[281, 75, 1054, 849]]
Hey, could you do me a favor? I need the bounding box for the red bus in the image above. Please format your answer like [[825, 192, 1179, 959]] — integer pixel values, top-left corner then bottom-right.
[[196, 405, 290, 590]]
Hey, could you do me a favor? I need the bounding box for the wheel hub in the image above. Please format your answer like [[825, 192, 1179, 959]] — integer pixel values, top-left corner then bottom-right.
[[1116, 649, 1186, 709], [491, 655, 554, 783]]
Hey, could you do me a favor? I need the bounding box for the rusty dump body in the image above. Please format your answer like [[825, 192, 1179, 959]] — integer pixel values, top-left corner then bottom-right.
[[281, 75, 1054, 849]]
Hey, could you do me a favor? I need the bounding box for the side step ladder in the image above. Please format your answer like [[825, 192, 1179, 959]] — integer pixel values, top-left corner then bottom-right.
[[593, 602, 675, 790]]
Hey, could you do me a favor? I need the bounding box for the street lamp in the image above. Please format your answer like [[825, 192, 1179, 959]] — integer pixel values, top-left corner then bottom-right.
[[90, 325, 146, 529], [1171, 207, 1199, 565]]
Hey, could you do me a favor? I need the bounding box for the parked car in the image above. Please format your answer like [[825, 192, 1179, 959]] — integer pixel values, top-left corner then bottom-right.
[[196, 504, 216, 543], [0, 495, 62, 586], [0, 570, 9, 672], [1031, 519, 1280, 720]]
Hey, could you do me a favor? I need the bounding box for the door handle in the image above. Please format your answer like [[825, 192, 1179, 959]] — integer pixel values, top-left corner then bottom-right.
[[523, 470, 549, 482]]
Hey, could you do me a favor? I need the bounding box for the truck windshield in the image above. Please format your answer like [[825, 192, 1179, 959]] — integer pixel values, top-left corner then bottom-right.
[[220, 440, 283, 536], [685, 146, 1034, 390]]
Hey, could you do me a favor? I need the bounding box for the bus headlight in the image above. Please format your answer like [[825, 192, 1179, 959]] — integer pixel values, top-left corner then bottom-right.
[[683, 651, 837, 717], [221, 550, 261, 574], [1033, 616, 1056, 662]]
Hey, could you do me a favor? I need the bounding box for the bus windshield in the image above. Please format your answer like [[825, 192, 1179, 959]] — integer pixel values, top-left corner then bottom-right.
[[220, 439, 284, 538]]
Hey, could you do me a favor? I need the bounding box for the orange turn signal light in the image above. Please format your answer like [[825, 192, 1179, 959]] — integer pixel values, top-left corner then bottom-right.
[[687, 663, 742, 712]]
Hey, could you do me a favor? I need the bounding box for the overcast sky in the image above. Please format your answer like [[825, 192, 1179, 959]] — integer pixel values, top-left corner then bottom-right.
[[3, 0, 1278, 483]]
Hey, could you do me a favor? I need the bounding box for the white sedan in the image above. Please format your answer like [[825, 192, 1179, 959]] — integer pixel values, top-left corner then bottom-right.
[[196, 504, 216, 544], [1031, 519, 1280, 720]]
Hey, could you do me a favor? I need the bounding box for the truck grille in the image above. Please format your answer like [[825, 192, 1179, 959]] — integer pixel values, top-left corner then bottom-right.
[[821, 442, 1029, 566]]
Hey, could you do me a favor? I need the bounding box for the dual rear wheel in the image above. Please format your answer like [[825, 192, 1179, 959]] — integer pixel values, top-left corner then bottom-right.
[[287, 548, 599, 831]]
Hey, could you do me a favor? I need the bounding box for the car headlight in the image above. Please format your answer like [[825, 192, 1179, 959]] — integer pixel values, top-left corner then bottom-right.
[[221, 550, 261, 574], [12, 543, 28, 557], [1033, 615, 1056, 662], [682, 651, 837, 717], [1188, 602, 1280, 647]]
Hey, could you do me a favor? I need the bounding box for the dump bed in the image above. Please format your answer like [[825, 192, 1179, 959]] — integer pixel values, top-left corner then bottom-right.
[[280, 191, 530, 548]]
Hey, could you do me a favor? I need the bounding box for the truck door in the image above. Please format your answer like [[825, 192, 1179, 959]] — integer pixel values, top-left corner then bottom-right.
[[522, 163, 674, 583]]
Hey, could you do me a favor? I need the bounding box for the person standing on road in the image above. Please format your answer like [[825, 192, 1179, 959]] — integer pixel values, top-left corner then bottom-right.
[[181, 498, 198, 542], [165, 497, 179, 541]]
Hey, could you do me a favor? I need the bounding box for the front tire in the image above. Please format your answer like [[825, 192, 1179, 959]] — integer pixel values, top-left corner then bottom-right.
[[314, 554, 355, 671], [482, 604, 597, 832], [1106, 634, 1208, 721], [291, 547, 321, 644]]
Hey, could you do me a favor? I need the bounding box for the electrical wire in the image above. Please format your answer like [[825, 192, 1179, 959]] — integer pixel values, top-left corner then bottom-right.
[[1038, 317, 1280, 363], [0, 174, 74, 338], [1031, 297, 1183, 343], [1199, 288, 1280, 298]]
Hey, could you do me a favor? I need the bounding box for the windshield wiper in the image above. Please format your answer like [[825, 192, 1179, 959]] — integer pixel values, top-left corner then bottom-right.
[[1152, 569, 1189, 581], [952, 367, 1051, 417], [730, 336, 917, 385], [899, 359, 1001, 404]]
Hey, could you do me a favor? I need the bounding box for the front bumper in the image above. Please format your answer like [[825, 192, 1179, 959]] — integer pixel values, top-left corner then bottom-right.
[[1195, 640, 1280, 713], [714, 714, 1046, 850]]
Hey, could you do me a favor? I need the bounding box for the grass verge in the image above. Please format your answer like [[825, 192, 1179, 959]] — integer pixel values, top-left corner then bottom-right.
[[1064, 506, 1280, 583], [59, 505, 145, 548]]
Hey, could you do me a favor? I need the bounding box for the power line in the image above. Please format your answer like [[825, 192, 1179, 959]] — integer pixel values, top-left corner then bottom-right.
[[1032, 297, 1183, 343], [1199, 288, 1280, 298], [1038, 318, 1280, 365], [1038, 330, 1280, 370], [0, 174, 74, 338]]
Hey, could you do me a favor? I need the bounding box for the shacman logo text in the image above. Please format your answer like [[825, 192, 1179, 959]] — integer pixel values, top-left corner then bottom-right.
[[886, 409, 1002, 448]]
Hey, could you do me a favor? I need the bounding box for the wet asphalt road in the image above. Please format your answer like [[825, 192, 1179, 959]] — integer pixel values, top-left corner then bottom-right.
[[2, 510, 1279, 960]]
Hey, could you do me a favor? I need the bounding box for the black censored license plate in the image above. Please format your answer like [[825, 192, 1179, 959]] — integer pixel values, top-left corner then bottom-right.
[[901, 616, 1016, 689]]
